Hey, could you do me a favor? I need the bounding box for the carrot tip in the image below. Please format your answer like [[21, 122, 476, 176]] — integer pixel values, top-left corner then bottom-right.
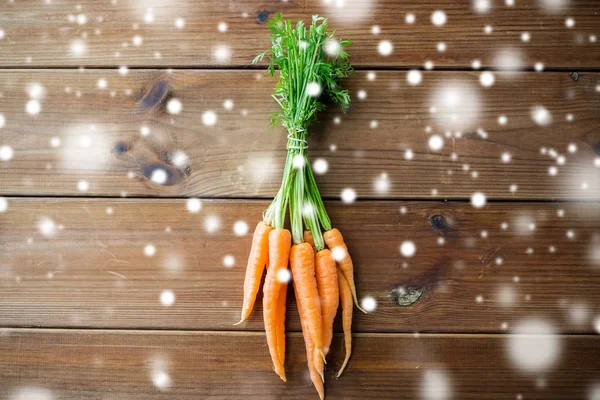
[[318, 348, 327, 364], [337, 356, 350, 377], [233, 319, 245, 326]]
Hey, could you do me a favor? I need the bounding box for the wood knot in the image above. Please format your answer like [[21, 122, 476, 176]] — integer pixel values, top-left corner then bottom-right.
[[429, 214, 454, 235], [142, 162, 185, 186], [113, 142, 129, 155], [256, 11, 269, 24], [570, 72, 579, 81], [389, 286, 424, 307], [138, 77, 170, 112]]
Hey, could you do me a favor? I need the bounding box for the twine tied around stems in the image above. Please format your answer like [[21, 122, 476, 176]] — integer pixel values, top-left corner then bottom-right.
[[286, 133, 308, 150]]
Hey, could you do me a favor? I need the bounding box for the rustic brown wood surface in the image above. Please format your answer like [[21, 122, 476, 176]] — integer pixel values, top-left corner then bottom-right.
[[0, 329, 598, 399], [0, 70, 598, 200], [0, 1, 599, 68], [1, 198, 598, 334], [1, 1, 599, 398]]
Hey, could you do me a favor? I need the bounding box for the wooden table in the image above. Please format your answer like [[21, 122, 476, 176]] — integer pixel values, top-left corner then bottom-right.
[[0, 1, 599, 399]]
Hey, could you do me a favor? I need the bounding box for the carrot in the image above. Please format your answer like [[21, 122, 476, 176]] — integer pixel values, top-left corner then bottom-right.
[[304, 230, 316, 251], [236, 221, 273, 325], [290, 243, 325, 362], [315, 249, 339, 356], [295, 281, 325, 399], [276, 281, 288, 366], [263, 228, 291, 381], [323, 228, 366, 313], [336, 266, 353, 377]]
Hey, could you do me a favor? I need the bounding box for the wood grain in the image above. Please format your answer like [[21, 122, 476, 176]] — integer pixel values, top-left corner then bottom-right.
[[0, 1, 599, 68], [0, 70, 598, 200], [1, 198, 599, 333], [0, 328, 598, 399]]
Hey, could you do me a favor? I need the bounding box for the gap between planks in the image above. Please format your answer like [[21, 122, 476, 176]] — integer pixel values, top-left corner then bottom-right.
[[0, 66, 599, 72], [1, 327, 599, 339], [1, 195, 599, 204]]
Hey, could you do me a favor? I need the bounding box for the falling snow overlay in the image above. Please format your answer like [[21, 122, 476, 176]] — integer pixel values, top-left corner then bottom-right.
[[0, 1, 598, 398]]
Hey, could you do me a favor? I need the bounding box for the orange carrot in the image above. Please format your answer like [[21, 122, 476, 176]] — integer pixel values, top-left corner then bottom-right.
[[304, 230, 316, 251], [315, 249, 339, 356], [276, 281, 288, 366], [337, 267, 353, 377], [263, 228, 291, 381], [236, 221, 273, 324], [295, 282, 325, 399], [290, 243, 325, 362], [323, 228, 365, 313]]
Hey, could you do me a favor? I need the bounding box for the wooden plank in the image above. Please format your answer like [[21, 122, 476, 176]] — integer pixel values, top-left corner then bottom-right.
[[0, 329, 598, 399], [0, 1, 599, 68], [0, 70, 598, 200], [1, 198, 599, 333]]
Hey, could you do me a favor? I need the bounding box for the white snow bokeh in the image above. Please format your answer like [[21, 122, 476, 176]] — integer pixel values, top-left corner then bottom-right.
[[473, 0, 491, 13], [538, 0, 570, 13], [431, 11, 447, 26], [204, 215, 221, 233], [360, 296, 377, 312], [320, 0, 374, 23], [331, 246, 347, 262], [407, 70, 422, 86], [421, 369, 452, 400], [306, 82, 323, 97], [149, 355, 171, 392], [186, 198, 202, 213], [167, 98, 182, 115], [38, 217, 57, 238], [429, 82, 481, 132], [9, 387, 54, 400], [233, 220, 249, 236], [496, 285, 517, 307], [70, 39, 87, 57], [400, 240, 416, 257], [470, 192, 486, 208], [378, 40, 393, 56], [144, 244, 156, 257], [507, 318, 562, 373], [292, 154, 306, 169], [341, 188, 357, 203], [223, 254, 235, 268], [0, 145, 13, 161], [277, 268, 292, 283], [213, 44, 232, 62], [494, 48, 523, 71], [312, 158, 328, 174], [479, 71, 495, 87], [374, 173, 390, 193], [202, 111, 217, 126], [160, 290, 175, 306], [567, 302, 590, 326], [59, 124, 112, 175], [530, 105, 553, 126]]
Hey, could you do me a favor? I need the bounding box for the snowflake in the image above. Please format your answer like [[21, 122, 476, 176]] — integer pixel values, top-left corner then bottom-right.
[[160, 290, 175, 306], [360, 296, 377, 312], [406, 70, 422, 86], [378, 40, 393, 56], [431, 10, 447, 26], [202, 111, 217, 126], [400, 241, 416, 257]]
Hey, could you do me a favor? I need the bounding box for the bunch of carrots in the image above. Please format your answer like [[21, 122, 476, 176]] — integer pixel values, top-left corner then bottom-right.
[[235, 14, 364, 399]]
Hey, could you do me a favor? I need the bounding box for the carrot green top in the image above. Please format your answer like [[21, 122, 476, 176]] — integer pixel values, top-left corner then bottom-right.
[[256, 13, 353, 250]]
